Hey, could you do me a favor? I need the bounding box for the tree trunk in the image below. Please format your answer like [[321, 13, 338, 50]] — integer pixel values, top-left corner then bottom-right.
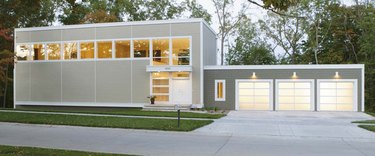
[[221, 37, 224, 65], [315, 23, 319, 64], [3, 63, 9, 108]]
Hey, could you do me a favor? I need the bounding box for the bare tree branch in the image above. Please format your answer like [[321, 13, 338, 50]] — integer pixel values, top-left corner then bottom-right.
[[247, 0, 305, 19]]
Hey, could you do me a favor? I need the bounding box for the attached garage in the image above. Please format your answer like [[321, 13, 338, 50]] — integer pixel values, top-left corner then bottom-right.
[[318, 80, 357, 111], [235, 80, 273, 110], [276, 80, 314, 111]]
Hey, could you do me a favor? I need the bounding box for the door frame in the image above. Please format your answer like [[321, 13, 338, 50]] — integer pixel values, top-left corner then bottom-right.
[[235, 79, 273, 111], [275, 79, 315, 111], [317, 79, 358, 111]]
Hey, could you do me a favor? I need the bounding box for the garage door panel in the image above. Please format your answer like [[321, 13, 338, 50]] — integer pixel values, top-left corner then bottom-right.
[[295, 89, 311, 96], [239, 89, 254, 96], [279, 104, 294, 110], [295, 83, 310, 88], [279, 96, 293, 103], [295, 104, 310, 110], [337, 97, 353, 103], [279, 83, 294, 88], [295, 97, 310, 103], [337, 89, 353, 96], [318, 81, 356, 111], [279, 89, 294, 96], [237, 81, 272, 111], [320, 89, 336, 96], [277, 81, 313, 111]]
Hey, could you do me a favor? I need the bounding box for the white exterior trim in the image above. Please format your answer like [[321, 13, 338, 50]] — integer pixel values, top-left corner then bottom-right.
[[317, 79, 358, 112], [361, 67, 365, 112], [235, 79, 274, 111], [214, 80, 226, 101], [200, 22, 204, 105], [275, 79, 315, 111], [146, 66, 192, 72], [15, 101, 145, 108], [15, 18, 216, 35], [204, 64, 365, 70]]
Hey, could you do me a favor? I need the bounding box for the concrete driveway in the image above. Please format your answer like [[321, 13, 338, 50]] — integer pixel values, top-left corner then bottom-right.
[[195, 111, 375, 139], [1, 111, 375, 156]]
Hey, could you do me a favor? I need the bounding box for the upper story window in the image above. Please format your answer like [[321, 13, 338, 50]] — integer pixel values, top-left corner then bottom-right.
[[152, 39, 169, 66], [172, 38, 190, 65], [80, 42, 94, 59], [133, 39, 149, 58], [46, 43, 61, 60], [97, 41, 112, 59], [32, 44, 45, 60], [64, 43, 78, 60], [115, 40, 130, 58], [16, 44, 30, 61]]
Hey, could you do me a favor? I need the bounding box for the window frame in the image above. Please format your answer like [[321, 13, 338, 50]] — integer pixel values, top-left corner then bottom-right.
[[215, 80, 226, 101]]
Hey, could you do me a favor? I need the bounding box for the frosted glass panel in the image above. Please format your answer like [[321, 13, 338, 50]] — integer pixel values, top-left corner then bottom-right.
[[320, 97, 336, 104], [279, 104, 294, 110], [254, 89, 269, 96], [279, 89, 294, 96], [337, 82, 353, 89], [295, 97, 310, 103], [337, 89, 353, 96], [239, 82, 253, 88], [320, 82, 336, 88], [320, 89, 336, 96], [279, 83, 294, 88], [320, 104, 336, 111], [254, 97, 269, 103], [295, 104, 310, 110], [295, 83, 310, 88], [337, 105, 353, 111], [239, 96, 253, 103], [294, 89, 311, 96], [279, 96, 294, 104], [239, 89, 253, 96], [319, 81, 355, 111], [255, 82, 269, 88], [337, 97, 353, 103]]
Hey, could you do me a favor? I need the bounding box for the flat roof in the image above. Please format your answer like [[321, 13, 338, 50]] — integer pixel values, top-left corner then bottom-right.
[[204, 64, 365, 70], [15, 18, 216, 35]]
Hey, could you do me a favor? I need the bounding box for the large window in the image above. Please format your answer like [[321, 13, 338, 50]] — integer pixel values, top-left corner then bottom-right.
[[97, 41, 112, 59], [115, 40, 130, 58], [152, 39, 169, 65], [215, 80, 226, 101], [152, 72, 169, 103], [172, 38, 190, 65], [80, 42, 94, 59], [16, 44, 30, 61], [64, 43, 78, 60], [32, 44, 45, 60], [46, 43, 61, 60], [133, 39, 149, 58]]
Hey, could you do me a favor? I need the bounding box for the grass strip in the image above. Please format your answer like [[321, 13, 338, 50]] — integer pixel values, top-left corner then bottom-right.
[[0, 112, 213, 131], [358, 125, 375, 133], [352, 120, 375, 124], [4, 108, 225, 119], [0, 145, 131, 156]]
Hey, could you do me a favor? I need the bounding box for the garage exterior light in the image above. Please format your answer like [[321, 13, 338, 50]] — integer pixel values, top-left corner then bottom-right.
[[334, 72, 340, 78], [292, 72, 298, 79], [252, 72, 256, 79]]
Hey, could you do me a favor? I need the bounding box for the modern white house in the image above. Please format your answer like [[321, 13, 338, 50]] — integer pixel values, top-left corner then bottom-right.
[[14, 18, 365, 112]]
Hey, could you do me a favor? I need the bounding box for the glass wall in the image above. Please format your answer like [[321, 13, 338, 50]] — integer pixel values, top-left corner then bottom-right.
[[133, 39, 149, 58], [152, 39, 169, 65], [64, 43, 78, 60], [115, 40, 130, 58], [32, 44, 45, 60], [80, 42, 94, 59], [46, 43, 61, 60], [97, 41, 112, 59], [172, 38, 190, 65], [152, 72, 169, 103], [16, 44, 30, 61]]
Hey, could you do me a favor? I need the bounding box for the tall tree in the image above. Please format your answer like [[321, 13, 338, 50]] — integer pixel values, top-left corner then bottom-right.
[[185, 0, 212, 24], [259, 5, 308, 64], [212, 0, 246, 65]]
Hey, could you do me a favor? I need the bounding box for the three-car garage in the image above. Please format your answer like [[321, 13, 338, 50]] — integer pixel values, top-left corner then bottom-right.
[[204, 64, 364, 112]]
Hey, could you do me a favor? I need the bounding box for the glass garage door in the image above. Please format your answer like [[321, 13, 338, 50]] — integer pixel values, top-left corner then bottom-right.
[[319, 81, 356, 111], [277, 81, 313, 111], [237, 81, 272, 110]]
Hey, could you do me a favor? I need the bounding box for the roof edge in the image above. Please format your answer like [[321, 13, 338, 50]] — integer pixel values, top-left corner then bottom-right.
[[204, 64, 365, 70], [15, 18, 209, 32]]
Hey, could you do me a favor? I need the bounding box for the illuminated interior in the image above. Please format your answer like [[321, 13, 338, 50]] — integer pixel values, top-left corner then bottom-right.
[[16, 44, 30, 61], [64, 43, 78, 60], [97, 41, 112, 58], [152, 39, 169, 65], [80, 42, 94, 59], [133, 39, 149, 58], [238, 82, 270, 110], [278, 82, 311, 110], [32, 44, 45, 60], [217, 82, 224, 99], [46, 43, 61, 60], [172, 38, 190, 65], [319, 82, 354, 111], [152, 72, 169, 102], [115, 40, 130, 58]]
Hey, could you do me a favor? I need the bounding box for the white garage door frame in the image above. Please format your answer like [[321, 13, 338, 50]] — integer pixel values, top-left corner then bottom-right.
[[235, 79, 273, 111], [275, 79, 315, 111], [317, 79, 358, 112]]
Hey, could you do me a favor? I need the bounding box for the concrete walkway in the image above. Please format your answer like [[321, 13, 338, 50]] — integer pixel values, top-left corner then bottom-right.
[[0, 110, 212, 121], [1, 111, 375, 156]]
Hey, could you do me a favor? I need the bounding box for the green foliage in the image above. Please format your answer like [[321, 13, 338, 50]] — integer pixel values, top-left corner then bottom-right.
[[185, 0, 212, 24]]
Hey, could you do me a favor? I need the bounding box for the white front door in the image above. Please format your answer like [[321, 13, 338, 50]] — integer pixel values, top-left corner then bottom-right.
[[171, 79, 192, 104]]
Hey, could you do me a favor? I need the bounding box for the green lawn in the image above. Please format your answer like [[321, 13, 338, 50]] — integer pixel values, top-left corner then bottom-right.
[[353, 120, 375, 124], [366, 112, 375, 117], [358, 125, 375, 133], [7, 108, 225, 119], [0, 112, 213, 131], [0, 145, 130, 156]]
